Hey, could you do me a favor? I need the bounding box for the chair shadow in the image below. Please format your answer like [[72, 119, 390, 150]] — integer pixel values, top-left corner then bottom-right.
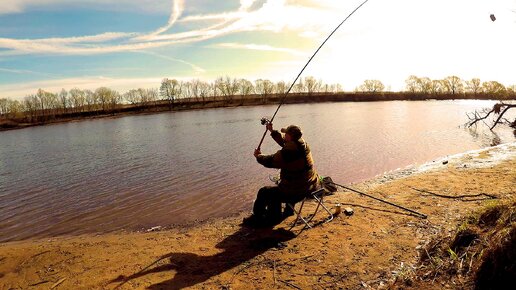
[[109, 226, 295, 290]]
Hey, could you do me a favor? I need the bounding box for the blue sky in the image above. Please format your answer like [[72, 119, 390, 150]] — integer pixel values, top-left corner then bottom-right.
[[1, 0, 515, 99]]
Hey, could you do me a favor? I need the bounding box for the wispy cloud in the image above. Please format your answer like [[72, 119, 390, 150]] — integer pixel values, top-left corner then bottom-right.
[[213, 42, 306, 56], [0, 67, 59, 77], [0, 0, 334, 57], [136, 0, 185, 40], [137, 51, 205, 73], [0, 0, 171, 15]]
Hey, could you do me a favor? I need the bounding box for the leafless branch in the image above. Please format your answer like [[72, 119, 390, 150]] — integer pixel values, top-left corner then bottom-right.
[[467, 102, 516, 130]]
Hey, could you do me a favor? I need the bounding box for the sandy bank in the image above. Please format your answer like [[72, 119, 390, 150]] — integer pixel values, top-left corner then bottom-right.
[[1, 143, 515, 289]]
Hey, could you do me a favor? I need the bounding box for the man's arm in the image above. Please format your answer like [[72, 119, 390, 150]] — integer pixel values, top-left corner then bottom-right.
[[271, 130, 285, 147], [254, 148, 283, 169], [266, 123, 284, 147]]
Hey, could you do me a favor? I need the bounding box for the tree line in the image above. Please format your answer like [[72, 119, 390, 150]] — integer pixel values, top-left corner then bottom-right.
[[1, 75, 515, 125]]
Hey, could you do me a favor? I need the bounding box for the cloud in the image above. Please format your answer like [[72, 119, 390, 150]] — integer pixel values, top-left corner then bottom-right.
[[0, 0, 171, 15], [0, 67, 59, 77], [213, 42, 306, 56], [0, 0, 337, 57], [137, 0, 185, 39], [137, 51, 205, 73]]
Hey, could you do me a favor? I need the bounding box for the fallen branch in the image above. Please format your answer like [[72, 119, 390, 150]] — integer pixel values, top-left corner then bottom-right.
[[50, 277, 66, 289], [273, 260, 277, 286], [279, 279, 302, 290], [29, 280, 50, 286], [466, 102, 516, 130], [408, 186, 497, 200]]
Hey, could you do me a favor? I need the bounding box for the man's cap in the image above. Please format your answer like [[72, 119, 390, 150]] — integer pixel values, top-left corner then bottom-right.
[[281, 125, 303, 140]]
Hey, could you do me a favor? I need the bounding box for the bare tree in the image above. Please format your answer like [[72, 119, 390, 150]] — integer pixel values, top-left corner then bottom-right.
[[357, 80, 385, 93], [430, 79, 445, 95], [255, 79, 274, 102], [405, 75, 419, 93], [24, 95, 39, 122], [141, 88, 158, 106], [442, 76, 464, 95], [160, 78, 181, 109], [124, 89, 141, 105], [180, 81, 193, 101], [0, 98, 8, 118], [6, 99, 23, 119], [197, 81, 210, 104], [507, 85, 516, 98], [108, 90, 122, 111], [292, 79, 305, 93], [304, 76, 321, 95], [215, 76, 238, 103], [85, 89, 97, 112], [467, 102, 516, 130], [59, 89, 69, 114], [482, 81, 506, 97], [95, 87, 111, 111], [465, 78, 482, 95], [238, 78, 254, 97], [69, 88, 86, 112], [275, 81, 288, 95]]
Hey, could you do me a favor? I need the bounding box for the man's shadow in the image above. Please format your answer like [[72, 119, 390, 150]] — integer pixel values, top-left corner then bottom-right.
[[109, 226, 295, 289]]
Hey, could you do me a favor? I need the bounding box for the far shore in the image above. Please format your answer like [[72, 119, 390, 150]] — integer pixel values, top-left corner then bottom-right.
[[1, 143, 514, 289], [1, 92, 510, 132]]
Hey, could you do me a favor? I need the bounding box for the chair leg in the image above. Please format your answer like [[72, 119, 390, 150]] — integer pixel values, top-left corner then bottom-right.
[[288, 199, 312, 230], [288, 193, 334, 231], [312, 194, 334, 223]]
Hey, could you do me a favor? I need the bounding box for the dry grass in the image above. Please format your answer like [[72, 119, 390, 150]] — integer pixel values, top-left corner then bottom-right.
[[398, 200, 516, 289]]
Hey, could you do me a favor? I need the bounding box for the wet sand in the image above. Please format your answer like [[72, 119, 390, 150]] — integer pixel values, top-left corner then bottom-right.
[[1, 143, 514, 289]]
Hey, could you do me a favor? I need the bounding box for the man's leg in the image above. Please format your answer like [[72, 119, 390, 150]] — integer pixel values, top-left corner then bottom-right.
[[253, 186, 271, 218], [253, 186, 281, 219], [283, 203, 295, 217], [282, 195, 305, 217]]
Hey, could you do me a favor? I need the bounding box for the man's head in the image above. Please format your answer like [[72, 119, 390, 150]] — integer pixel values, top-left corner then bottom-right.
[[281, 125, 303, 141]]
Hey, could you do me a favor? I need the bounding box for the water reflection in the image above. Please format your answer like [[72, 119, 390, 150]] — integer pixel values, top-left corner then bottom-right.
[[467, 128, 502, 147]]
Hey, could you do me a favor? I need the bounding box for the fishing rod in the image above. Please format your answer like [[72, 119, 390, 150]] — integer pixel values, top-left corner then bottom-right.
[[256, 0, 371, 150], [331, 181, 428, 219]]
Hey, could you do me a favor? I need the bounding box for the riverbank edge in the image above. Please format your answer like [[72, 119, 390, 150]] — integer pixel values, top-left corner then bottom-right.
[[0, 143, 514, 289]]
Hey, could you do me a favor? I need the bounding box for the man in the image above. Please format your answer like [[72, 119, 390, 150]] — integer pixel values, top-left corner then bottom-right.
[[243, 123, 319, 227]]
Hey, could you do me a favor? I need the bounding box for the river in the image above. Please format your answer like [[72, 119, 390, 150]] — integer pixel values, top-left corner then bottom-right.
[[0, 100, 514, 242]]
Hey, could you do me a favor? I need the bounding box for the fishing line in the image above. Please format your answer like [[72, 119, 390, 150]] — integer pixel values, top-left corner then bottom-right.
[[256, 0, 371, 150]]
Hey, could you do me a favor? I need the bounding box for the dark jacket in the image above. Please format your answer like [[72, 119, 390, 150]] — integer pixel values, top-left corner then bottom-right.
[[256, 130, 319, 196]]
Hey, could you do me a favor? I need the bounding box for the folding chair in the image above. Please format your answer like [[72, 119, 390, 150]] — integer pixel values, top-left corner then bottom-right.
[[287, 176, 338, 230], [269, 173, 336, 230], [287, 187, 334, 230]]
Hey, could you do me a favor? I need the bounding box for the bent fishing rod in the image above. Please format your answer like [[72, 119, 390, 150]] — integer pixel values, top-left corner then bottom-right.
[[256, 0, 371, 150], [331, 181, 428, 219]]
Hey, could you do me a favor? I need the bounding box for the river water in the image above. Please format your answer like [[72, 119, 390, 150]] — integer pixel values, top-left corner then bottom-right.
[[0, 100, 514, 242]]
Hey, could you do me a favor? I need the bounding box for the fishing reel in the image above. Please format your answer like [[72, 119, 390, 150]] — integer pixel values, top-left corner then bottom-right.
[[260, 117, 271, 126]]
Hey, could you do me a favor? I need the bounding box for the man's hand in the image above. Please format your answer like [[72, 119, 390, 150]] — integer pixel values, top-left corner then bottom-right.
[[266, 122, 273, 132], [254, 148, 261, 157]]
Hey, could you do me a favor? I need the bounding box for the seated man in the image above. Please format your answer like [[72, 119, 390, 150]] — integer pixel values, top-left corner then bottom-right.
[[243, 123, 320, 227]]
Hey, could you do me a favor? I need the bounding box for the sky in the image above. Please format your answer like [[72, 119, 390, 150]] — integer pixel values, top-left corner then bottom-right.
[[0, 0, 515, 100]]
